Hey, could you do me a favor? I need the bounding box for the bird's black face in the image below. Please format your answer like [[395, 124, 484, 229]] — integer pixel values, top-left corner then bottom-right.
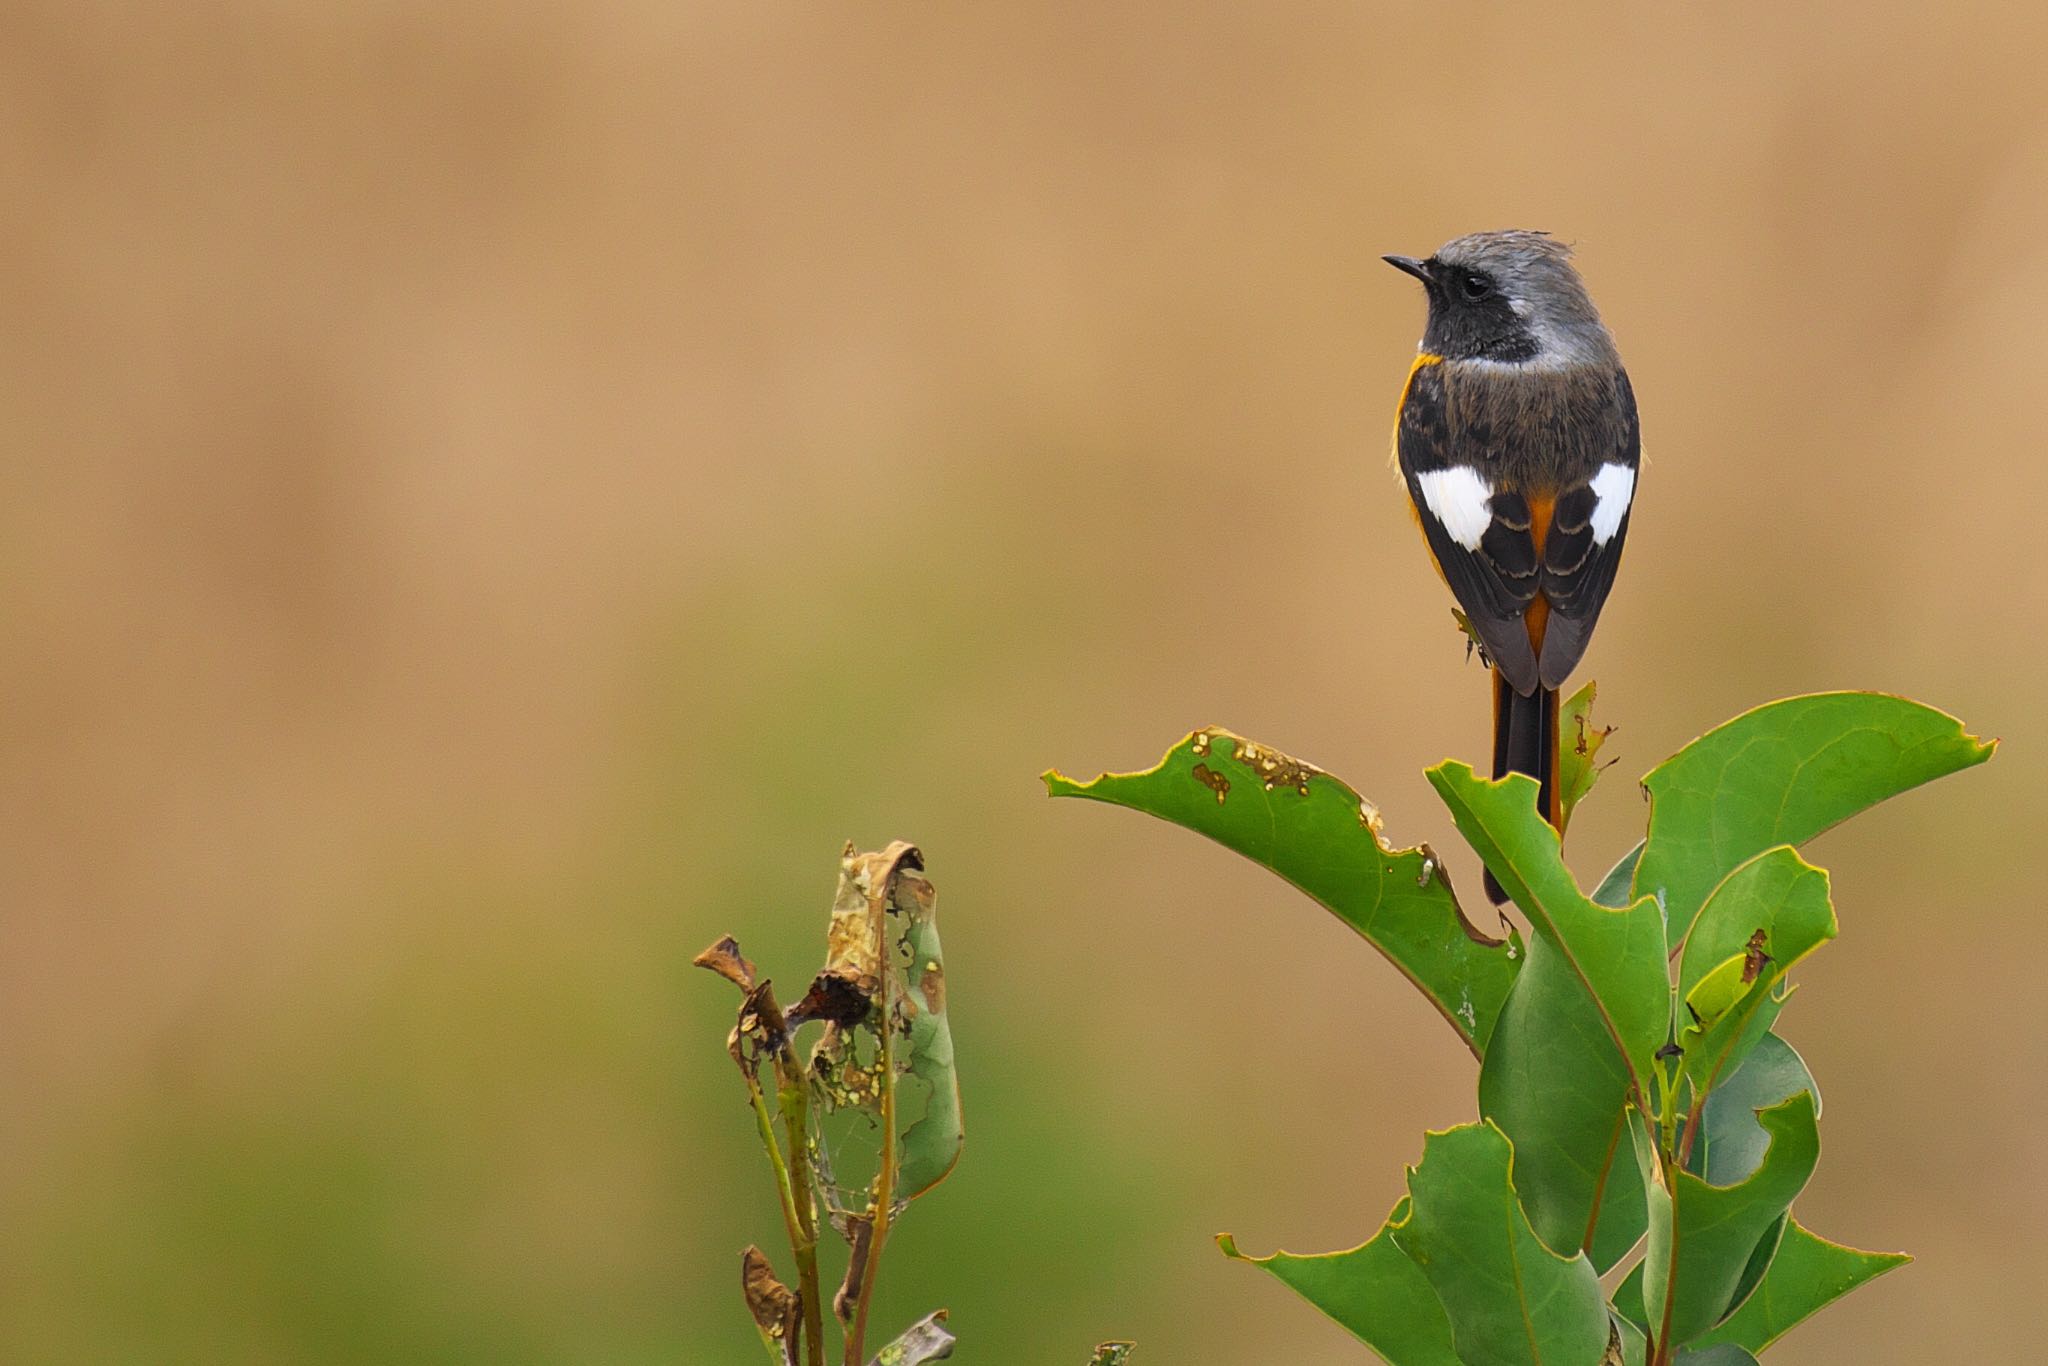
[[1384, 254, 1540, 363]]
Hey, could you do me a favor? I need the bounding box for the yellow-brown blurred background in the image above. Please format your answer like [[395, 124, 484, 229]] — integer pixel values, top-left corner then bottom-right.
[[3, 3, 2044, 1362]]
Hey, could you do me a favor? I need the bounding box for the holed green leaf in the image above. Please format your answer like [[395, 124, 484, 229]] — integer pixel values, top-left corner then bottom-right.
[[1219, 1198, 1459, 1366], [1557, 681, 1616, 832], [1637, 1092, 1821, 1349], [1677, 849, 1836, 1101], [1427, 763, 1668, 1092], [807, 844, 963, 1218], [1635, 693, 1992, 945], [1688, 1032, 1820, 1186], [1045, 729, 1523, 1055], [1690, 1217, 1908, 1354], [1389, 1123, 1609, 1366]]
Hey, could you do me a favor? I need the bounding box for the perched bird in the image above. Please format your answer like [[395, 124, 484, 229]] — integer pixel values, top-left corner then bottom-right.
[[1384, 232, 1639, 904]]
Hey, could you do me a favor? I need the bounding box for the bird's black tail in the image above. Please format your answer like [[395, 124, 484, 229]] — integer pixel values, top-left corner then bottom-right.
[[1486, 673, 1561, 905]]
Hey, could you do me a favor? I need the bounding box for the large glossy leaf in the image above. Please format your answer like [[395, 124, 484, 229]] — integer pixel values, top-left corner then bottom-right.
[[1389, 1123, 1608, 1366], [1690, 1218, 1908, 1353], [1045, 729, 1523, 1056], [1676, 1348, 1759, 1364], [1219, 1198, 1459, 1366], [1634, 693, 1992, 943], [1427, 763, 1668, 1093], [1676, 850, 1836, 1101], [1637, 1093, 1821, 1349], [1476, 931, 1642, 1270]]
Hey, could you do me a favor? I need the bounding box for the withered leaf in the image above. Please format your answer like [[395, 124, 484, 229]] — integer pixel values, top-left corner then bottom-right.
[[741, 1245, 801, 1364], [729, 980, 792, 1071], [870, 1309, 957, 1365], [834, 1213, 874, 1325], [1742, 927, 1772, 984], [693, 935, 758, 992], [786, 969, 875, 1031], [809, 841, 963, 1221]]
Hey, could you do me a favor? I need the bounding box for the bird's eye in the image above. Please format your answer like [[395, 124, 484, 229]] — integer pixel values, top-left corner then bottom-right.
[[1459, 270, 1493, 302]]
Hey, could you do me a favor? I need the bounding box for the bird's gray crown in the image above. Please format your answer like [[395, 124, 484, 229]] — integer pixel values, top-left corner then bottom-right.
[[1430, 230, 1615, 368]]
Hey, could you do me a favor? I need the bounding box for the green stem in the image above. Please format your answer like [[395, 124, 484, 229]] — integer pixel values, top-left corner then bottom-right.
[[1646, 1061, 1682, 1366], [744, 1071, 819, 1366], [1654, 1060, 1679, 1159], [772, 1053, 826, 1366], [745, 1073, 805, 1259]]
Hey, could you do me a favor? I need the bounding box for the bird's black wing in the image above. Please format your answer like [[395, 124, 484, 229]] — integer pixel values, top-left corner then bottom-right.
[[1395, 360, 1542, 694], [1536, 369, 1640, 689]]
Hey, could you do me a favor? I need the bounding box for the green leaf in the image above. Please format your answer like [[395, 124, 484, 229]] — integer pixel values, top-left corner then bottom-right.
[[1046, 730, 1524, 1056], [891, 862, 963, 1200], [1557, 681, 1616, 831], [1677, 850, 1836, 1100], [1609, 1227, 1784, 1353], [1426, 762, 1668, 1092], [1720, 1214, 1788, 1331], [1591, 842, 1643, 910], [871, 1309, 957, 1364], [1676, 1347, 1760, 1364], [1689, 1033, 1819, 1186], [1388, 1123, 1608, 1366], [1488, 822, 1648, 1277], [1220, 1199, 1459, 1366], [1691, 1218, 1909, 1353], [1638, 1092, 1821, 1349], [1635, 693, 1993, 944], [1476, 932, 1643, 1271], [1085, 1344, 1136, 1365], [1609, 1314, 1646, 1366]]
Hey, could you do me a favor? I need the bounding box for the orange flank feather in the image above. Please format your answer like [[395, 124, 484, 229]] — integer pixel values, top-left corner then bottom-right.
[[1523, 494, 1560, 828], [1394, 353, 1448, 581]]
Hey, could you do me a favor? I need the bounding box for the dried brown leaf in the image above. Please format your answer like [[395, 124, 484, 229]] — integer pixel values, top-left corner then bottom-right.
[[693, 935, 758, 992], [728, 980, 792, 1072], [834, 1213, 874, 1325], [785, 968, 875, 1031], [741, 1245, 801, 1364]]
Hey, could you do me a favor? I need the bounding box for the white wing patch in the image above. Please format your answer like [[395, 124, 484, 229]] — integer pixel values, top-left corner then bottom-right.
[[1589, 462, 1635, 546], [1416, 466, 1494, 551]]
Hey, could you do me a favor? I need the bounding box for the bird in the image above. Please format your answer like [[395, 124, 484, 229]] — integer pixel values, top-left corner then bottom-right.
[[1384, 231, 1639, 904]]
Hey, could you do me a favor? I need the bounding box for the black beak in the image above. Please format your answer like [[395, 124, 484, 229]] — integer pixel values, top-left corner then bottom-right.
[[1382, 254, 1432, 283]]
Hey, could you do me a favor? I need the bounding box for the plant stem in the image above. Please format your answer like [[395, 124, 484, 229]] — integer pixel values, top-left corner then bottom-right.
[[745, 1073, 806, 1263], [1675, 1094, 1706, 1172], [744, 1071, 821, 1366], [772, 1052, 826, 1366], [843, 990, 899, 1364]]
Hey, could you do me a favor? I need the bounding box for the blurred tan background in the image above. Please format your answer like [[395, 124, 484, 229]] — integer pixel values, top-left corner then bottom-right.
[[3, 3, 2044, 1362]]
